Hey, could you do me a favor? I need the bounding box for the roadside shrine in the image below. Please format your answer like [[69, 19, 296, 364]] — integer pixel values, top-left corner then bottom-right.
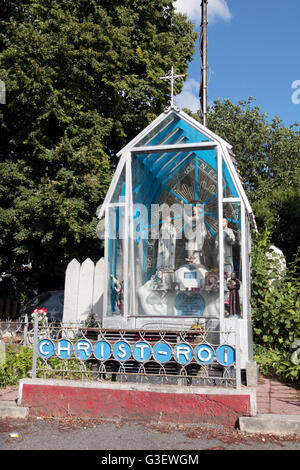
[[31, 92, 258, 424], [96, 98, 256, 380]]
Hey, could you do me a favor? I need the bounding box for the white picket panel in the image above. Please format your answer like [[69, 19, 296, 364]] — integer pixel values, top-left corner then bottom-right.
[[93, 258, 105, 321], [62, 258, 80, 324], [62, 257, 104, 324], [76, 258, 95, 323]]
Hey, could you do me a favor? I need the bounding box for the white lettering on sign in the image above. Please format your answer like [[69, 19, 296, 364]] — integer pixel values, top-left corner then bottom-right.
[[157, 349, 167, 355], [38, 339, 54, 358], [56, 340, 72, 357], [224, 347, 228, 364], [39, 341, 50, 356], [175, 345, 190, 361], [196, 345, 213, 363], [37, 338, 235, 367], [76, 340, 91, 359], [134, 343, 149, 359], [117, 343, 127, 359]]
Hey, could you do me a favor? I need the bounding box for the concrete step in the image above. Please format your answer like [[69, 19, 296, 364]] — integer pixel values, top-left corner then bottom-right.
[[0, 401, 29, 419], [239, 414, 300, 436]]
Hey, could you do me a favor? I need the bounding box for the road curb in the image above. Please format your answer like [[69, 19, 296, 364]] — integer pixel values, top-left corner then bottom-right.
[[0, 401, 29, 419], [239, 414, 300, 436]]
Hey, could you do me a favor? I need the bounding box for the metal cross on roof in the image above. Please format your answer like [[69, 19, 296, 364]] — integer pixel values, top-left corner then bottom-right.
[[160, 66, 185, 110]]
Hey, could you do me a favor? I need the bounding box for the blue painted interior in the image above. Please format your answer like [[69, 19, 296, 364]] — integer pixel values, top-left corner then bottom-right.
[[108, 112, 241, 309]]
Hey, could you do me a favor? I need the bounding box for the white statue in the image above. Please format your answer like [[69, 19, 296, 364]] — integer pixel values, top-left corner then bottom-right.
[[184, 205, 207, 264], [157, 217, 177, 270], [216, 218, 235, 280]]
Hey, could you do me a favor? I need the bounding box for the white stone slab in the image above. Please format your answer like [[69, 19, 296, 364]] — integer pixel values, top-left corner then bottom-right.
[[93, 258, 105, 322], [77, 258, 95, 323], [62, 258, 80, 324]]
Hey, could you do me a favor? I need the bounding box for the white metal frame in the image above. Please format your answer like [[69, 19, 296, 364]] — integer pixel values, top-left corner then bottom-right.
[[99, 108, 253, 327], [101, 108, 253, 218], [217, 144, 225, 321]]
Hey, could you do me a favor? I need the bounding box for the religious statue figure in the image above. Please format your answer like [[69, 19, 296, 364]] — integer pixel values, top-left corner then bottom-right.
[[157, 217, 177, 271], [184, 205, 207, 265], [227, 272, 241, 316], [111, 275, 123, 313], [216, 218, 236, 281]]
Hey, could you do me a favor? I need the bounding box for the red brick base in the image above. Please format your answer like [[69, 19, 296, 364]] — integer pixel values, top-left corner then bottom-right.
[[19, 379, 255, 427]]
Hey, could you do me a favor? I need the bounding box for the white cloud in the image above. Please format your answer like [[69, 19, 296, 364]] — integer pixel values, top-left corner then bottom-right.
[[174, 0, 232, 24], [174, 78, 200, 112]]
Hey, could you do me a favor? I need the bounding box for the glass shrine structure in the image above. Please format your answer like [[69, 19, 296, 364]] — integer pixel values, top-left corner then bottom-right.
[[97, 107, 255, 368]]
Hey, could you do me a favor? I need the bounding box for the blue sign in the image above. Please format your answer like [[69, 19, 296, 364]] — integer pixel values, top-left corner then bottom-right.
[[56, 339, 73, 359], [94, 340, 112, 360], [75, 340, 92, 360], [113, 341, 131, 361], [216, 345, 235, 366], [174, 343, 193, 364], [38, 339, 55, 359], [195, 344, 214, 364], [153, 342, 172, 363], [175, 293, 205, 316], [35, 337, 236, 368], [133, 342, 152, 362]]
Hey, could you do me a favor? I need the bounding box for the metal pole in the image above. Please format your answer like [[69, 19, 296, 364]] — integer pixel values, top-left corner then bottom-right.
[[31, 314, 39, 379], [200, 0, 208, 127], [24, 314, 28, 346], [217, 144, 224, 321], [123, 151, 131, 323]]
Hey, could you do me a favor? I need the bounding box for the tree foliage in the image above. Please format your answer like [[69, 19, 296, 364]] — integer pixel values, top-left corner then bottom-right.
[[0, 0, 197, 294], [251, 230, 300, 383]]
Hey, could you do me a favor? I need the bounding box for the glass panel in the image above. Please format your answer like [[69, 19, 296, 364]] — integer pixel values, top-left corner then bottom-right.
[[132, 149, 220, 317], [222, 158, 239, 199], [222, 202, 243, 317], [135, 112, 213, 147], [110, 165, 126, 204], [107, 206, 125, 316], [135, 113, 177, 147]]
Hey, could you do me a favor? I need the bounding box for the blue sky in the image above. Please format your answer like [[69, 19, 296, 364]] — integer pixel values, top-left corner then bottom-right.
[[174, 0, 300, 127]]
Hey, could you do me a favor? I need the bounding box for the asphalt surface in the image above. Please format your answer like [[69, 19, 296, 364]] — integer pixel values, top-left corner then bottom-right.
[[1, 416, 300, 452], [1, 374, 299, 453]]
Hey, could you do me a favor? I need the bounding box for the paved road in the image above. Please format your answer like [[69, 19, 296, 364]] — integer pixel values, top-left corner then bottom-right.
[[1, 417, 300, 452]]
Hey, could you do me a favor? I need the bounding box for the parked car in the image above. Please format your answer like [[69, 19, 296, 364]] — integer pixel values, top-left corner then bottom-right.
[[19, 290, 64, 327]]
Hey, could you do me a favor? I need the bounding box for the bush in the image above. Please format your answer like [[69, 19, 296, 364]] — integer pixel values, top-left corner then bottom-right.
[[0, 344, 93, 387], [251, 230, 300, 384], [0, 346, 33, 388], [253, 344, 300, 384]]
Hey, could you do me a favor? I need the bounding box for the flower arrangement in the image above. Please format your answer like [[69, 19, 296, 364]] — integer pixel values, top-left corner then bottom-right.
[[31, 308, 48, 325]]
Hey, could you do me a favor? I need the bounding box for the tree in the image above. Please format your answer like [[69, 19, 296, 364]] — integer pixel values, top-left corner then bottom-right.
[[0, 0, 197, 295], [189, 98, 300, 263]]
